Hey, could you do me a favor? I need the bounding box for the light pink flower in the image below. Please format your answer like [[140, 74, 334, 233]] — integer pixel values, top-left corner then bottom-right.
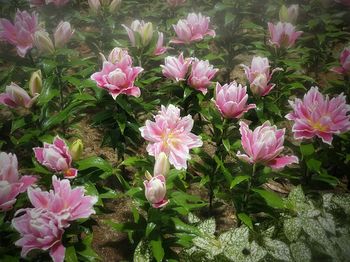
[[167, 0, 186, 6], [161, 52, 191, 82], [0, 152, 37, 212], [268, 22, 303, 48], [214, 82, 256, 119], [144, 175, 168, 208], [0, 10, 39, 57], [241, 56, 283, 96], [153, 152, 170, 176], [331, 47, 350, 75], [54, 21, 74, 48], [140, 104, 203, 170], [12, 208, 65, 262], [188, 58, 218, 94], [33, 136, 78, 179], [237, 121, 299, 170], [154, 32, 167, 56], [171, 13, 215, 44], [0, 82, 39, 109], [285, 87, 350, 145], [27, 175, 97, 225], [91, 48, 143, 99]]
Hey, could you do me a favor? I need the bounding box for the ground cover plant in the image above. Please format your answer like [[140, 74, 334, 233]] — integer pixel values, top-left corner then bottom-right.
[[0, 0, 350, 261]]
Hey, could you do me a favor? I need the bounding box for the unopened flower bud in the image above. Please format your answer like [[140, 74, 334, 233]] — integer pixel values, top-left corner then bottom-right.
[[69, 139, 83, 161], [29, 70, 42, 96], [54, 21, 74, 48], [154, 152, 170, 176], [34, 31, 55, 54], [109, 0, 121, 12]]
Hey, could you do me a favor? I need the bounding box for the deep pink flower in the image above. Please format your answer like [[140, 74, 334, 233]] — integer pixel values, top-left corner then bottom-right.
[[167, 0, 186, 6], [161, 52, 192, 82], [0, 152, 36, 212], [33, 136, 78, 179], [140, 104, 203, 170], [0, 10, 39, 57], [91, 48, 143, 99], [268, 22, 302, 48], [171, 13, 215, 44], [12, 208, 65, 262], [0, 82, 39, 109], [144, 175, 168, 208], [154, 32, 167, 56], [188, 58, 218, 94], [214, 82, 256, 119], [241, 56, 283, 96], [331, 47, 350, 75], [27, 175, 97, 225], [237, 121, 299, 170], [285, 86, 350, 145]]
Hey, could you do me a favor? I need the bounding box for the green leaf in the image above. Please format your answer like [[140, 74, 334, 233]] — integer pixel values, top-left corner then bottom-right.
[[300, 144, 314, 157], [290, 241, 311, 262], [171, 217, 201, 236], [11, 118, 26, 133], [222, 138, 230, 152], [198, 218, 216, 236], [65, 246, 78, 262], [264, 238, 291, 261], [237, 213, 253, 230], [230, 175, 250, 189], [134, 240, 151, 262], [77, 157, 113, 172], [150, 236, 164, 262], [76, 233, 101, 261], [306, 158, 321, 172], [252, 189, 285, 209], [145, 222, 156, 238], [283, 217, 302, 242]]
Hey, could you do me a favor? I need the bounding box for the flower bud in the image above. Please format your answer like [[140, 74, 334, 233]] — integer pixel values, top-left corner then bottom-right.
[[34, 31, 55, 54], [29, 70, 42, 96], [143, 175, 168, 208], [154, 152, 170, 176], [54, 21, 74, 48], [140, 22, 153, 46], [109, 0, 121, 12], [279, 4, 299, 24], [88, 0, 101, 13], [69, 139, 83, 161]]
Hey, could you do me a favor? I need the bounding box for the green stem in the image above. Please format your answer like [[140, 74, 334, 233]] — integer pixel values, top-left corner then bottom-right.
[[243, 164, 256, 211], [56, 66, 66, 133]]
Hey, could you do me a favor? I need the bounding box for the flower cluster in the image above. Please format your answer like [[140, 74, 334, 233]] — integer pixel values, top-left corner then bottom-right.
[[12, 175, 97, 262], [122, 20, 167, 56], [161, 53, 218, 94]]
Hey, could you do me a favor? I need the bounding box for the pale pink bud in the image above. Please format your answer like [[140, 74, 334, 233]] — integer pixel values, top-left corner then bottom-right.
[[331, 47, 350, 75], [109, 0, 121, 12], [154, 152, 170, 176], [268, 22, 303, 48], [54, 21, 74, 48], [144, 175, 168, 208], [34, 30, 55, 54]]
